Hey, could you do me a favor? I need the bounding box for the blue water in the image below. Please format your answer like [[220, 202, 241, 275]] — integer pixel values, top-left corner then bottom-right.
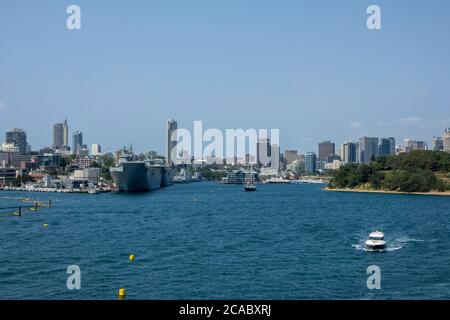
[[1, 182, 450, 299]]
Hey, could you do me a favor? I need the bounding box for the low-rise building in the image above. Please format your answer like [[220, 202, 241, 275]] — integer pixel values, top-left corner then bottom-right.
[[73, 168, 101, 182]]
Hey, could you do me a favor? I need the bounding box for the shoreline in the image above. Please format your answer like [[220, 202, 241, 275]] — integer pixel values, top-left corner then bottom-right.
[[324, 187, 450, 197]]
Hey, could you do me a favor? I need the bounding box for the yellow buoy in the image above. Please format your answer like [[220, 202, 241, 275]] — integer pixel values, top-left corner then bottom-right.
[[129, 254, 135, 261], [118, 288, 126, 298], [43, 224, 48, 227]]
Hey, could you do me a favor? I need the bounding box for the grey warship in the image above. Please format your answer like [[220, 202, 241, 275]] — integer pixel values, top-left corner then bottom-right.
[[110, 148, 175, 192]]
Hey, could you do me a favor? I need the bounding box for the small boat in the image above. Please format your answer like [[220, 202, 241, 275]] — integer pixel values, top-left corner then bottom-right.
[[244, 184, 256, 192], [244, 165, 257, 192], [88, 189, 99, 194], [365, 231, 386, 250]]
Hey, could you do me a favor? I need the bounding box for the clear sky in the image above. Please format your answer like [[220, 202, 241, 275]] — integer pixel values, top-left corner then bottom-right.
[[1, 0, 449, 154]]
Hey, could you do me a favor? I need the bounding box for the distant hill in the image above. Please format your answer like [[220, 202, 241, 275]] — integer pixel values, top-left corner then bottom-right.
[[329, 151, 450, 193]]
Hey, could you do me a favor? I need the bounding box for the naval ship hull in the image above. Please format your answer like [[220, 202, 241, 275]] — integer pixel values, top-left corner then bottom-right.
[[111, 162, 162, 192], [161, 167, 175, 186]]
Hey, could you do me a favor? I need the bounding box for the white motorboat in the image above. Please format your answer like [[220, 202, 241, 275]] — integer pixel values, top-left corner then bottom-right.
[[365, 231, 386, 250]]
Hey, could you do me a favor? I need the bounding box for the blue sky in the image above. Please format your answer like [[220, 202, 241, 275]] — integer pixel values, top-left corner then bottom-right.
[[1, 0, 449, 154]]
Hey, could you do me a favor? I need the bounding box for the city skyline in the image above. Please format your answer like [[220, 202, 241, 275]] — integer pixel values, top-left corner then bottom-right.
[[1, 1, 450, 153], [2, 118, 450, 157], [2, 119, 449, 162]]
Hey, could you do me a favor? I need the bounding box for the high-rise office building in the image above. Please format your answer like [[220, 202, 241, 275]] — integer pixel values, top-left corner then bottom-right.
[[271, 144, 280, 171], [5, 128, 27, 154], [432, 137, 444, 152], [444, 128, 450, 153], [359, 137, 379, 163], [341, 141, 358, 164], [305, 152, 317, 173], [284, 150, 298, 165], [318, 141, 335, 162], [73, 131, 83, 155], [388, 137, 396, 155], [53, 120, 69, 150], [166, 119, 178, 165], [256, 138, 271, 167], [379, 138, 392, 156]]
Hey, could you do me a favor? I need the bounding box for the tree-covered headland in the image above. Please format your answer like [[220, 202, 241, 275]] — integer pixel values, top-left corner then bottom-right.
[[329, 151, 450, 193]]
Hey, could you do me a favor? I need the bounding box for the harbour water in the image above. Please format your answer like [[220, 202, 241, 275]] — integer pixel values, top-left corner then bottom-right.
[[1, 182, 450, 299]]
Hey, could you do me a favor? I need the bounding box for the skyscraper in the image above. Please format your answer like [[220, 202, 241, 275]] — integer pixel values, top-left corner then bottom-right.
[[53, 120, 69, 150], [388, 137, 396, 155], [359, 137, 379, 163], [444, 128, 450, 153], [341, 141, 357, 164], [73, 131, 83, 155], [256, 138, 271, 167], [318, 141, 335, 162], [5, 128, 27, 154], [166, 119, 178, 165], [271, 144, 280, 171], [378, 138, 392, 156], [305, 152, 317, 173]]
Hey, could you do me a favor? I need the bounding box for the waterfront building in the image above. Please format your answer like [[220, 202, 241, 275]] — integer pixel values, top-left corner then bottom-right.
[[52, 120, 69, 151], [444, 128, 450, 153], [432, 137, 444, 151], [166, 119, 177, 165], [318, 141, 335, 162], [72, 131, 83, 155], [222, 170, 247, 184], [359, 137, 379, 163], [5, 128, 27, 154], [0, 167, 24, 185], [73, 168, 101, 182], [305, 152, 317, 173]]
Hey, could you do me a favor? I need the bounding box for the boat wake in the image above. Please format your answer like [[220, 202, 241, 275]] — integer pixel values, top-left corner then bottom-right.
[[352, 244, 402, 252], [353, 235, 424, 253], [395, 237, 424, 243]]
